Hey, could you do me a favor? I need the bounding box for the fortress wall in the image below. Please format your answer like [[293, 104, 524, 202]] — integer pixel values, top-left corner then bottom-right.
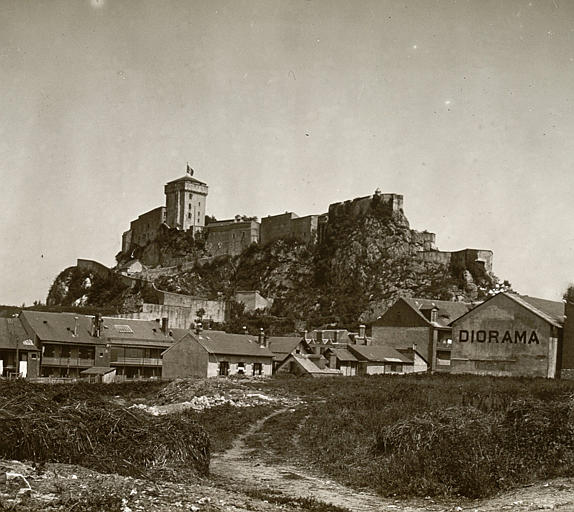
[[260, 213, 298, 245], [206, 220, 260, 257], [290, 215, 318, 244]]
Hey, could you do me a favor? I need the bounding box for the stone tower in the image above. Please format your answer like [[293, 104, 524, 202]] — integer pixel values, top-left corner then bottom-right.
[[164, 167, 208, 233]]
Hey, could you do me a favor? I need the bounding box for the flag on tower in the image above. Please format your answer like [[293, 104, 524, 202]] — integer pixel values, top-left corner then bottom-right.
[[186, 163, 194, 176]]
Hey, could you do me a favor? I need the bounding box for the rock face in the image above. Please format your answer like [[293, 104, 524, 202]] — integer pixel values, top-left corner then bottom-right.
[[46, 266, 140, 314], [48, 195, 505, 328]]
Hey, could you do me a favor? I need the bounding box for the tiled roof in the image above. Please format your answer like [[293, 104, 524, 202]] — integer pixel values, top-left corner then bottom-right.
[[21, 311, 101, 345], [451, 292, 565, 329], [287, 354, 340, 375], [327, 348, 358, 362], [348, 345, 412, 363], [402, 297, 472, 327], [515, 295, 564, 326], [506, 294, 564, 328], [0, 318, 38, 350], [195, 331, 274, 358], [268, 337, 303, 355], [20, 311, 177, 346]]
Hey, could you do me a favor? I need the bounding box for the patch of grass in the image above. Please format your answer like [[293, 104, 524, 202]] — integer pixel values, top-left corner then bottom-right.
[[243, 374, 574, 499]]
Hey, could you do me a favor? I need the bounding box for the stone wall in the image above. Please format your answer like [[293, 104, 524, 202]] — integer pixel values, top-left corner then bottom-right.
[[117, 300, 227, 328], [328, 193, 404, 221], [206, 219, 260, 257], [129, 207, 166, 249], [418, 249, 493, 275]]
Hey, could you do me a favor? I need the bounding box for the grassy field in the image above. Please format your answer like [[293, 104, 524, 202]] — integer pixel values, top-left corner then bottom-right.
[[242, 374, 574, 499], [3, 375, 574, 501]]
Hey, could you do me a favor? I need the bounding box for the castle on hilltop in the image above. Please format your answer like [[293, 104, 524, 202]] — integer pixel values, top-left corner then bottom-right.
[[120, 167, 492, 276]]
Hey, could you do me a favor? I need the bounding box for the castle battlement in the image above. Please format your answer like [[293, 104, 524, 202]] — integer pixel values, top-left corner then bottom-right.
[[121, 169, 488, 266]]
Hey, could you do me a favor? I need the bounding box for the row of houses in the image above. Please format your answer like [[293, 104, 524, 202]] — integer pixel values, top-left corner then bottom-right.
[[1, 290, 572, 381], [0, 310, 428, 381]]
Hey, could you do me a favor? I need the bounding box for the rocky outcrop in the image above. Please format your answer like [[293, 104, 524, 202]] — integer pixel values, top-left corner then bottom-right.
[[48, 194, 506, 329]]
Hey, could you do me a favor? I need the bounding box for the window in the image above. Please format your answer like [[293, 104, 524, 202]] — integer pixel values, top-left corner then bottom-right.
[[188, 212, 192, 219], [219, 361, 229, 376], [30, 353, 37, 359], [237, 362, 245, 375], [389, 364, 402, 373], [253, 363, 262, 376], [113, 325, 134, 334], [43, 345, 56, 357], [60, 346, 71, 358], [79, 346, 95, 359]]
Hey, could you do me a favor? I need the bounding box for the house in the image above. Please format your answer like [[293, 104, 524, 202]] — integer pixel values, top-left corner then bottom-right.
[[275, 353, 340, 377], [346, 345, 414, 375], [162, 329, 274, 379], [18, 311, 178, 380], [267, 336, 311, 372], [323, 347, 359, 376], [371, 297, 473, 372], [450, 292, 564, 378], [80, 366, 117, 384], [0, 317, 40, 378], [235, 290, 273, 312], [396, 347, 428, 373]]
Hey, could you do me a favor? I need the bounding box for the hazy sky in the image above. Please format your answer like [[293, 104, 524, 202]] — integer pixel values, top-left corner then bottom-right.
[[1, 0, 573, 305]]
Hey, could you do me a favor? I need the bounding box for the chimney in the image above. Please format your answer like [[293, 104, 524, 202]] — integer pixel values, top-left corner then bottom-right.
[[303, 330, 308, 341], [73, 317, 79, 337], [92, 313, 101, 338], [359, 324, 366, 339], [161, 317, 169, 335], [243, 326, 248, 335], [333, 330, 338, 343], [316, 330, 323, 343], [430, 307, 438, 323], [258, 328, 266, 348]]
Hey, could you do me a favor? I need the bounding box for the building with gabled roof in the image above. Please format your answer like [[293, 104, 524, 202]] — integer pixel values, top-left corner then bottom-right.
[[323, 347, 359, 376], [267, 336, 311, 371], [347, 344, 414, 375], [450, 292, 564, 378], [0, 317, 40, 378], [18, 310, 179, 380], [162, 330, 274, 379], [371, 297, 473, 372], [276, 353, 340, 377]]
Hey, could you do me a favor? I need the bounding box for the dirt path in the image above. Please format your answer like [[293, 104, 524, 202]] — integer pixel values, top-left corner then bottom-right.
[[210, 408, 574, 512], [211, 408, 432, 511]]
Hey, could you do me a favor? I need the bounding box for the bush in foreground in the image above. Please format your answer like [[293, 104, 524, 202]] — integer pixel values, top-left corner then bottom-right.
[[0, 380, 209, 480]]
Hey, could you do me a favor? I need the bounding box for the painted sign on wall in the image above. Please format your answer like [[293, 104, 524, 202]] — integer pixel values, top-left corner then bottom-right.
[[458, 330, 540, 344]]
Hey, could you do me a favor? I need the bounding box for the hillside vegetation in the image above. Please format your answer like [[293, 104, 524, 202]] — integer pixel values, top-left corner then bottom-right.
[[47, 194, 507, 329]]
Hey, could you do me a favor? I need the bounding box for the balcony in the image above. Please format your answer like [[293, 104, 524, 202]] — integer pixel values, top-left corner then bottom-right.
[[110, 357, 162, 366], [41, 357, 95, 367]]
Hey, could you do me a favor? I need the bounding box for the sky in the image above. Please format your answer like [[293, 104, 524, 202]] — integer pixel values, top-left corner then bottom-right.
[[1, 0, 573, 305]]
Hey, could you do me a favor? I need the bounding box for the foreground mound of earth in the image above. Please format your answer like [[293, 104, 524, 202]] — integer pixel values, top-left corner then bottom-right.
[[2, 458, 574, 512]]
